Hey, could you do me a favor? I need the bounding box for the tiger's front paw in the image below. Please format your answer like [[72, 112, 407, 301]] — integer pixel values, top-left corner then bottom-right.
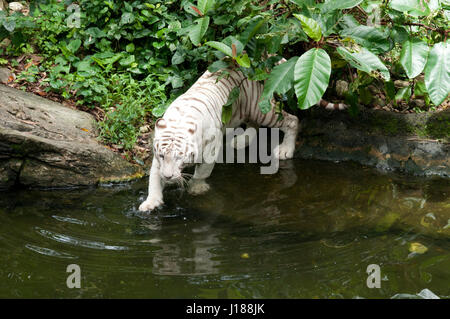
[[188, 179, 210, 195], [139, 197, 163, 212], [274, 144, 294, 160]]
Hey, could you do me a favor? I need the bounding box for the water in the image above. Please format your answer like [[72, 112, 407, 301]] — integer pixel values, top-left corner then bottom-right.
[[0, 160, 449, 298]]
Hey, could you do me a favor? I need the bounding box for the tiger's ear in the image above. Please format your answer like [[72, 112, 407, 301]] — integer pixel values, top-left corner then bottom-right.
[[155, 118, 166, 129]]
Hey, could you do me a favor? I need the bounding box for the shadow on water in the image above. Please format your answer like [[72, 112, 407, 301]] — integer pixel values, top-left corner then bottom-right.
[[0, 159, 449, 298]]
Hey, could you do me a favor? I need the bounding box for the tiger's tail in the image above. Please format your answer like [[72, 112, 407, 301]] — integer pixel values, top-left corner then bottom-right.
[[318, 99, 348, 111]]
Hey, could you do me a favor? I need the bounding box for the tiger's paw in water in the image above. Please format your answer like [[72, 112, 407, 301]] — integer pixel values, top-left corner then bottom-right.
[[274, 144, 295, 160], [188, 179, 210, 195], [138, 197, 163, 212]]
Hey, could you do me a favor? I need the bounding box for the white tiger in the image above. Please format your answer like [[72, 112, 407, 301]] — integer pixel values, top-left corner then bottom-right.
[[138, 65, 347, 212]]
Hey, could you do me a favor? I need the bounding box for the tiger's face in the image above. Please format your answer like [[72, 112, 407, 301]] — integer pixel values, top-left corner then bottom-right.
[[153, 118, 197, 183]]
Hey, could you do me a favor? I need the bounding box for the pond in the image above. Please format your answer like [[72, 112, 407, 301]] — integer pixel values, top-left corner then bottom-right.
[[0, 159, 449, 298]]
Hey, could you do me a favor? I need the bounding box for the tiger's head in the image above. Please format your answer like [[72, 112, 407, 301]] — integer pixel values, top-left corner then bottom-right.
[[153, 118, 198, 183]]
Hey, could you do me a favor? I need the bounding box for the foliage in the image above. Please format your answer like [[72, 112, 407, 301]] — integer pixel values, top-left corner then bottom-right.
[[1, 0, 449, 149], [196, 0, 449, 115]]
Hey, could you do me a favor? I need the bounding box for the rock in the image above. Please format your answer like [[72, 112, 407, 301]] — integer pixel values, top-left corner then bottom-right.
[[295, 107, 450, 177], [394, 80, 410, 88], [0, 85, 143, 190], [411, 99, 425, 108], [373, 96, 386, 107], [139, 125, 150, 134], [8, 2, 24, 12], [0, 67, 12, 84]]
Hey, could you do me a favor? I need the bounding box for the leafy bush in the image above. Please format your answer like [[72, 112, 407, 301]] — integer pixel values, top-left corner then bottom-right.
[[1, 0, 449, 149], [1, 0, 260, 148], [194, 0, 449, 116]]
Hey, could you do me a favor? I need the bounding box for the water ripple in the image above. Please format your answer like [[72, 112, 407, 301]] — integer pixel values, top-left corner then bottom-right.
[[24, 244, 77, 259], [35, 227, 129, 251]]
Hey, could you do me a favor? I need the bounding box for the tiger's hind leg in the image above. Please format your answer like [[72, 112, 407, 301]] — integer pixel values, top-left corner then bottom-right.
[[250, 99, 299, 160]]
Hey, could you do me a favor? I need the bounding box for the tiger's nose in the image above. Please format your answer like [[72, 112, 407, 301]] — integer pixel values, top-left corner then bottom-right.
[[162, 172, 173, 179]]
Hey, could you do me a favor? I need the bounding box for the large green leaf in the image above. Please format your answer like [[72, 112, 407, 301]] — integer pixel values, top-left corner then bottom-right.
[[400, 38, 429, 79], [240, 16, 266, 45], [260, 57, 299, 108], [205, 41, 233, 56], [321, 0, 363, 11], [189, 17, 210, 46], [424, 42, 450, 106], [293, 14, 322, 42], [340, 26, 390, 54], [197, 0, 215, 14], [389, 0, 430, 16], [337, 46, 390, 81], [294, 48, 331, 110]]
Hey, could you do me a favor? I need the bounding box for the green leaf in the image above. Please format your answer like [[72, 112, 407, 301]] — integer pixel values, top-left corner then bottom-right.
[[424, 42, 450, 106], [260, 56, 299, 111], [340, 26, 390, 54], [208, 60, 229, 73], [167, 75, 184, 89], [76, 60, 97, 76], [384, 81, 396, 101], [414, 80, 427, 97], [337, 46, 390, 81], [171, 50, 185, 65], [205, 41, 233, 57], [395, 86, 412, 102], [222, 86, 240, 124], [339, 14, 360, 29], [85, 27, 107, 38], [294, 48, 331, 110], [197, 0, 215, 14], [152, 102, 170, 118], [400, 38, 429, 79], [119, 54, 135, 67], [189, 17, 210, 46], [293, 14, 322, 42], [235, 54, 251, 68], [67, 39, 81, 54], [224, 86, 240, 108], [223, 36, 244, 56], [2, 18, 16, 32], [240, 16, 266, 45], [321, 0, 363, 11], [389, 0, 430, 17], [126, 43, 135, 53], [120, 12, 135, 25], [258, 99, 272, 114]]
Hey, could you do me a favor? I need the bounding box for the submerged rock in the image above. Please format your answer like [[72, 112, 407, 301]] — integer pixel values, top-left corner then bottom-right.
[[295, 107, 450, 177], [0, 85, 143, 190]]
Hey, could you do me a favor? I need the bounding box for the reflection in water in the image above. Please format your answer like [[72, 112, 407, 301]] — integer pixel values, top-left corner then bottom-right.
[[0, 159, 448, 298]]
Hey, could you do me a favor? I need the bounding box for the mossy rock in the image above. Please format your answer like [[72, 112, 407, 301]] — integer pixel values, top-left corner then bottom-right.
[[0, 85, 143, 190], [296, 107, 450, 177]]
